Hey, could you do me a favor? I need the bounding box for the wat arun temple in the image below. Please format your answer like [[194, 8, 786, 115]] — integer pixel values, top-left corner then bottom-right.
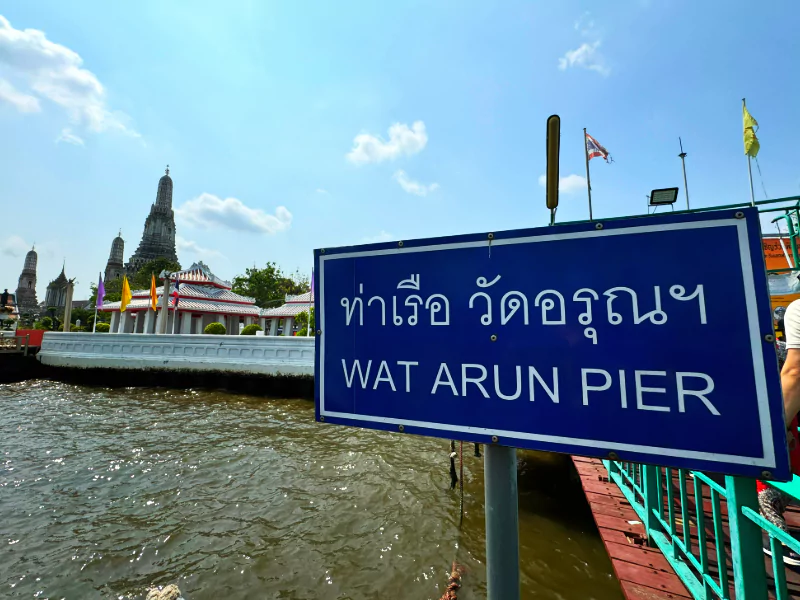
[[103, 166, 180, 282], [123, 166, 180, 277], [11, 166, 310, 335], [13, 168, 181, 312]]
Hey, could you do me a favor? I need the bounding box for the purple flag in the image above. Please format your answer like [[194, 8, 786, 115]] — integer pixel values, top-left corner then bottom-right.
[[96, 273, 105, 309]]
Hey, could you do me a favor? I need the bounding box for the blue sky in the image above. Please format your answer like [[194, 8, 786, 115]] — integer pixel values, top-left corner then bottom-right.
[[1, 1, 798, 300]]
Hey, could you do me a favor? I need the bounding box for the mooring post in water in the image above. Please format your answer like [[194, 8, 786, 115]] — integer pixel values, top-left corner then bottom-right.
[[484, 444, 520, 600]]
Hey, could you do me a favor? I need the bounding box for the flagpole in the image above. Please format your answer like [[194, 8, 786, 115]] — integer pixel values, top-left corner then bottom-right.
[[306, 269, 313, 337], [679, 138, 690, 210], [583, 128, 593, 221], [93, 272, 102, 333], [171, 278, 178, 335], [743, 98, 756, 207]]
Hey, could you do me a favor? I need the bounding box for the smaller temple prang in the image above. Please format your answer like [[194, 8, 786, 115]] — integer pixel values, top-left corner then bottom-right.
[[104, 232, 126, 281], [14, 246, 39, 313]]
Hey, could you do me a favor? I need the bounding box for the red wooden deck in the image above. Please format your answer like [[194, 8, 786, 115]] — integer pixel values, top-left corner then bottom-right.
[[573, 456, 800, 600], [572, 456, 692, 599]]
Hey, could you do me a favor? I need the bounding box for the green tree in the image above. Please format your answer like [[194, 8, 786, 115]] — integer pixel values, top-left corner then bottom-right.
[[95, 322, 110, 333], [70, 307, 92, 326], [231, 263, 309, 308], [130, 258, 182, 290], [295, 307, 315, 336], [286, 269, 310, 291]]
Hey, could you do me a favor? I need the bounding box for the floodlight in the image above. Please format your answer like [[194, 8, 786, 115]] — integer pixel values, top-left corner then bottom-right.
[[649, 187, 679, 206]]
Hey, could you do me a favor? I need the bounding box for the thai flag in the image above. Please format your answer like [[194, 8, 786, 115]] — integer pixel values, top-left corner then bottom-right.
[[585, 133, 612, 162], [172, 282, 180, 308]]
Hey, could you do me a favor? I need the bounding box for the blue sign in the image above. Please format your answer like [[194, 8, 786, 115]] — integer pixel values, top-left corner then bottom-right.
[[314, 208, 790, 480]]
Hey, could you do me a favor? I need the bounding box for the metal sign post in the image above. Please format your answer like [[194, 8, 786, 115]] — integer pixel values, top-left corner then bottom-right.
[[484, 444, 520, 599]]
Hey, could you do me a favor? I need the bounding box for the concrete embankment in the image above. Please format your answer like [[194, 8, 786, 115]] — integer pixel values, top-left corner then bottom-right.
[[0, 352, 47, 384], [23, 332, 315, 399]]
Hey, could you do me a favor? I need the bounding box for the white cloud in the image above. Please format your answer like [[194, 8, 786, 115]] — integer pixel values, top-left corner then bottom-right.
[[538, 173, 587, 194], [0, 15, 139, 137], [393, 170, 440, 197], [315, 188, 329, 195], [0, 78, 39, 112], [558, 13, 610, 76], [361, 231, 394, 244], [1, 235, 30, 257], [56, 127, 84, 146], [176, 236, 224, 260], [346, 121, 428, 165], [574, 12, 595, 36], [558, 41, 609, 76], [176, 193, 292, 234]]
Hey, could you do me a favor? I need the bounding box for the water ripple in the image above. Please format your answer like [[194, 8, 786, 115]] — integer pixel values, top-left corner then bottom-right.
[[0, 381, 621, 599]]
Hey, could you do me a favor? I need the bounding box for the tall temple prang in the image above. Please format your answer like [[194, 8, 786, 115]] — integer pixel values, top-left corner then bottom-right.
[[126, 166, 179, 276], [14, 246, 38, 313], [105, 230, 125, 282]]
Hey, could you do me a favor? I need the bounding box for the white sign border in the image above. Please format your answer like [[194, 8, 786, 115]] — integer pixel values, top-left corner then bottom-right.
[[319, 217, 776, 469]]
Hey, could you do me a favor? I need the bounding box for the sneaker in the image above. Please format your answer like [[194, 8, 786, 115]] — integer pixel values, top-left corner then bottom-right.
[[764, 541, 800, 566]]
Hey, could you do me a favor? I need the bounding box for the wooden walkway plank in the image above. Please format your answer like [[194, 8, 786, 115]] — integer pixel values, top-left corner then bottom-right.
[[572, 457, 691, 600]]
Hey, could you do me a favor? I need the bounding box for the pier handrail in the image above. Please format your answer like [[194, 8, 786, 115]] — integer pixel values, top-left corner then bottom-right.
[[603, 460, 798, 599]]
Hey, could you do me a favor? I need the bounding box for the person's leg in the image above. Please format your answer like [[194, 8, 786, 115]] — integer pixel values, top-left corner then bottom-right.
[[759, 486, 789, 532], [759, 486, 800, 566]]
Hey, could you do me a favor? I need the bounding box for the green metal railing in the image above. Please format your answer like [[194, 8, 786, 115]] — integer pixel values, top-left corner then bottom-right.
[[598, 197, 800, 597], [604, 460, 800, 599]]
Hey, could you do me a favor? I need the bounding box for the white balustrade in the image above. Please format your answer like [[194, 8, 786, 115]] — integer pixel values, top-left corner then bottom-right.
[[38, 332, 314, 376]]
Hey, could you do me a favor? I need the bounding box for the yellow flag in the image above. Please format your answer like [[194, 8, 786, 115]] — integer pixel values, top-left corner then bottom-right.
[[120, 275, 132, 312], [149, 273, 158, 311], [743, 104, 760, 157]]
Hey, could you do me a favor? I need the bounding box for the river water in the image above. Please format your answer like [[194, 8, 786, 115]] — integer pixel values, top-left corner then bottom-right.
[[1, 381, 623, 600]]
